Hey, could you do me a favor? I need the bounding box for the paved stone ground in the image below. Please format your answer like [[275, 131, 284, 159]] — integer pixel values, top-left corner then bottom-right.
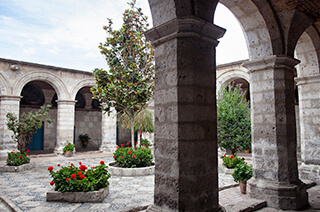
[[0, 151, 318, 212]]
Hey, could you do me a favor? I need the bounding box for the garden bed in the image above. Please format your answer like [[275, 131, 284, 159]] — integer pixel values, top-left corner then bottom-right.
[[0, 162, 35, 172], [108, 162, 155, 176]]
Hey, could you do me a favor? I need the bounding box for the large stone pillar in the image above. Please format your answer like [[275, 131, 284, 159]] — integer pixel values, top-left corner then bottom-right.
[[0, 95, 21, 160], [99, 109, 117, 153], [55, 100, 76, 154], [145, 17, 225, 212], [295, 74, 320, 183], [243, 55, 308, 210]]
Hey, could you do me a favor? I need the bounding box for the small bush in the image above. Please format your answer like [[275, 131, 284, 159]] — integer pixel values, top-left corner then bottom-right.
[[62, 140, 75, 152], [6, 150, 30, 166], [141, 138, 150, 147], [48, 161, 111, 192], [113, 143, 153, 168], [221, 154, 244, 169], [232, 161, 252, 182]]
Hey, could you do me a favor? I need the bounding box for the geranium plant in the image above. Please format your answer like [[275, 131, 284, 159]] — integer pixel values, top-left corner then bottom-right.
[[62, 140, 74, 152], [48, 161, 111, 192], [232, 161, 253, 182], [6, 149, 30, 166], [113, 142, 153, 168], [221, 154, 244, 169]]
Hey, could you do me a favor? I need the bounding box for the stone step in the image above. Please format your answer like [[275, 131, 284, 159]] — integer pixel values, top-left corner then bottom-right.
[[224, 199, 267, 212]]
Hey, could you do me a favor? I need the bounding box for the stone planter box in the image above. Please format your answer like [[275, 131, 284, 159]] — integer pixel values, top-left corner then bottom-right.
[[46, 187, 109, 203], [108, 162, 155, 176], [221, 165, 234, 175], [0, 162, 35, 172]]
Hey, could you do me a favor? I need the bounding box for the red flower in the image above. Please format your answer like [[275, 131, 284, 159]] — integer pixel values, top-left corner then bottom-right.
[[69, 167, 72, 169], [128, 151, 131, 154], [71, 174, 76, 179], [18, 156, 21, 158], [136, 142, 138, 145], [27, 150, 30, 153], [126, 142, 129, 146], [57, 164, 60, 167], [80, 175, 85, 180], [25, 153, 28, 156], [79, 162, 82, 165], [79, 165, 87, 171], [67, 140, 69, 142], [113, 155, 116, 158], [223, 154, 226, 157], [70, 163, 74, 166], [66, 178, 69, 181], [121, 144, 124, 147], [121, 156, 123, 159], [77, 172, 82, 175], [48, 166, 54, 171], [100, 161, 104, 165], [11, 151, 13, 154], [245, 162, 247, 164], [132, 155, 135, 158], [230, 155, 234, 159], [67, 145, 69, 147], [92, 167, 95, 169], [127, 147, 130, 149], [50, 181, 54, 186], [117, 146, 119, 149]]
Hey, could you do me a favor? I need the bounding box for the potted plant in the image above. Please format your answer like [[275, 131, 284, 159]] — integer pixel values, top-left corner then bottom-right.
[[141, 138, 150, 148], [79, 134, 90, 148], [62, 140, 74, 157], [47, 161, 111, 202], [232, 161, 253, 194], [221, 154, 244, 169]]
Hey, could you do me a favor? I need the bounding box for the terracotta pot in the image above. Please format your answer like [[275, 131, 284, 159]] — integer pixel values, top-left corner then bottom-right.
[[239, 181, 247, 194], [245, 149, 250, 153], [82, 140, 88, 147], [64, 151, 72, 157]]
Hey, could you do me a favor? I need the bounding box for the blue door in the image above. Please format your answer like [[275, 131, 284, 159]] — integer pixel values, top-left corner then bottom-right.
[[27, 124, 44, 151]]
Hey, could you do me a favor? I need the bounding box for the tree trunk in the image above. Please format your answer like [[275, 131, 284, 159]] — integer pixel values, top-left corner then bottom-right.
[[131, 116, 135, 151]]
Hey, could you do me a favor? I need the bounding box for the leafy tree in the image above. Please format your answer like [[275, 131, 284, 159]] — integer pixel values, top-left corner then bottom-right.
[[6, 105, 54, 153], [119, 109, 154, 145], [91, 0, 154, 150], [217, 83, 251, 154]]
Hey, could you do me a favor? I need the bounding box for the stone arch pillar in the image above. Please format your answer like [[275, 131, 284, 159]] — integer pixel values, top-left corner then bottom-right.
[[99, 108, 117, 153], [0, 95, 21, 159], [145, 17, 225, 211], [55, 100, 77, 154], [243, 55, 308, 210]]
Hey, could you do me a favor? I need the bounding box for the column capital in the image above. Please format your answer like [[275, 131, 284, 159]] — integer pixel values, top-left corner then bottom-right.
[[295, 73, 320, 86], [56, 100, 77, 105], [145, 16, 225, 47], [243, 55, 300, 73], [0, 95, 22, 101]]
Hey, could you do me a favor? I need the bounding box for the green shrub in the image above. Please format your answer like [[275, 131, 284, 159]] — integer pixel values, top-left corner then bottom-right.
[[48, 161, 111, 192], [221, 154, 244, 169], [232, 161, 252, 182], [6, 150, 30, 166], [141, 138, 150, 147], [62, 140, 75, 152], [113, 144, 153, 168]]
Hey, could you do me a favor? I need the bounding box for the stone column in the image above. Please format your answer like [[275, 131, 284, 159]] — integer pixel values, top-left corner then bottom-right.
[[55, 100, 76, 154], [0, 95, 21, 160], [295, 74, 320, 183], [145, 17, 225, 211], [243, 55, 308, 210], [99, 109, 117, 153]]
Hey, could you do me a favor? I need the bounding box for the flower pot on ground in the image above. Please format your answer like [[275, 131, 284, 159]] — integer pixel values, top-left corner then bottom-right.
[[47, 160, 111, 203], [221, 154, 244, 169], [62, 140, 74, 156], [232, 161, 252, 194], [78, 134, 90, 148]]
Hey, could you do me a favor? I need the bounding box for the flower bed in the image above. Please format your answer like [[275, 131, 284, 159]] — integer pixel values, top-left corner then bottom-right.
[[46, 161, 111, 202]]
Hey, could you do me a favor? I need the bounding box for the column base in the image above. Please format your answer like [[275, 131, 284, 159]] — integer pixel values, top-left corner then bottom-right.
[[248, 178, 309, 210], [146, 205, 225, 212]]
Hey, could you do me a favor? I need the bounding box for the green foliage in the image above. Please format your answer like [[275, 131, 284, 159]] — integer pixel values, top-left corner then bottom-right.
[[119, 109, 154, 134], [79, 134, 91, 142], [232, 161, 253, 182], [113, 144, 153, 168], [62, 141, 75, 152], [48, 161, 111, 192], [217, 83, 251, 154], [91, 0, 154, 149], [140, 138, 150, 147], [6, 105, 54, 153], [6, 150, 30, 166], [221, 154, 244, 169]]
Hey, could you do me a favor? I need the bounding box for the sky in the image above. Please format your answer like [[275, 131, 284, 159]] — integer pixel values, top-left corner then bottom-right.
[[0, 0, 248, 71]]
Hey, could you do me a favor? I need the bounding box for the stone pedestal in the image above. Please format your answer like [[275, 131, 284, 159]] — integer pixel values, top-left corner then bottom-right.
[[145, 17, 225, 211], [99, 109, 117, 153], [243, 56, 309, 210], [55, 100, 76, 154], [0, 95, 21, 160], [296, 74, 320, 183]]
